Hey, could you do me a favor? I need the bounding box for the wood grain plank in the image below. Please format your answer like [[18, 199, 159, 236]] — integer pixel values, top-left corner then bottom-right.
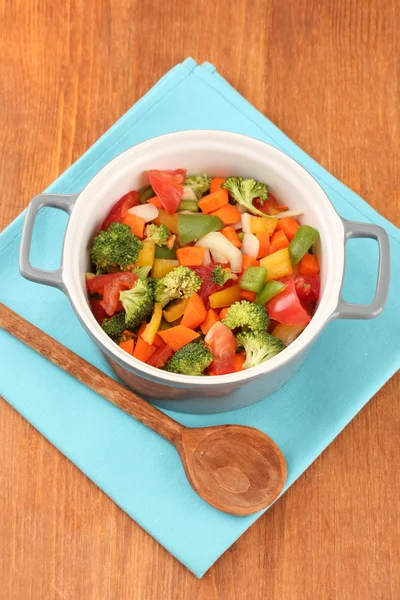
[[0, 0, 399, 598]]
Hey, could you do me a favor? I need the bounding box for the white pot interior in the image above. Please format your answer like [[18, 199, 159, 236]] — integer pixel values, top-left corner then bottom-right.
[[63, 131, 344, 387]]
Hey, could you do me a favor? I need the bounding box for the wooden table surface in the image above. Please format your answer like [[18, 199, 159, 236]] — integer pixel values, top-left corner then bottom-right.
[[1, 1, 399, 598]]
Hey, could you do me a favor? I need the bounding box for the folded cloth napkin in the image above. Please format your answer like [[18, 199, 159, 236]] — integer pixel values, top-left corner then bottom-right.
[[0, 58, 399, 578]]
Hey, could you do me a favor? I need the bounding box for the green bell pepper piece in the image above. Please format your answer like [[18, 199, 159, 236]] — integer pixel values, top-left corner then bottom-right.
[[289, 225, 319, 265], [154, 246, 176, 259], [178, 200, 199, 212], [255, 280, 286, 305], [139, 185, 155, 204], [178, 214, 224, 245], [239, 266, 268, 293]]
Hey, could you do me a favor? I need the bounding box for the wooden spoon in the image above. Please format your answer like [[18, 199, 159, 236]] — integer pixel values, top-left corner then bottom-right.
[[0, 302, 287, 516]]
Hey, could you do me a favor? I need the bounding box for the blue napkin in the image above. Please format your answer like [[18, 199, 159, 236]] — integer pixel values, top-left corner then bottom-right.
[[1, 58, 399, 578]]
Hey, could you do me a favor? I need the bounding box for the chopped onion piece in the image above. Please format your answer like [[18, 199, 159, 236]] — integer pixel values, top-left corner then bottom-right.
[[128, 204, 158, 222], [231, 219, 242, 231], [241, 213, 252, 233], [182, 186, 197, 201], [196, 232, 243, 273], [275, 209, 304, 219], [241, 233, 259, 259], [202, 247, 211, 266]]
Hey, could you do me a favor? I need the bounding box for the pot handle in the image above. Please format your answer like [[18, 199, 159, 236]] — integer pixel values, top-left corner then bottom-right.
[[19, 193, 78, 291], [332, 219, 391, 320]]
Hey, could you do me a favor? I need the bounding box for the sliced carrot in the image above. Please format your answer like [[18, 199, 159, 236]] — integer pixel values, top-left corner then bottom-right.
[[119, 338, 135, 355], [221, 226, 242, 248], [147, 196, 162, 208], [198, 189, 229, 214], [181, 293, 207, 330], [233, 352, 246, 372], [158, 325, 200, 352], [210, 203, 242, 225], [218, 307, 229, 321], [133, 331, 156, 362], [241, 255, 260, 273], [176, 246, 205, 267], [123, 213, 146, 238], [200, 308, 220, 335], [275, 217, 299, 241], [299, 253, 320, 276], [210, 177, 226, 194], [256, 232, 270, 259], [270, 230, 289, 252], [240, 289, 257, 302]]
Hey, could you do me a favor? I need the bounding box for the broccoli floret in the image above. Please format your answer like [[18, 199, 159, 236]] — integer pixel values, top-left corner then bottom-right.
[[132, 265, 152, 281], [145, 223, 170, 246], [236, 330, 285, 369], [222, 177, 269, 217], [120, 279, 154, 330], [211, 266, 238, 287], [90, 222, 143, 271], [152, 266, 202, 307], [101, 312, 126, 343], [164, 341, 213, 375], [222, 300, 270, 331], [184, 174, 211, 199]]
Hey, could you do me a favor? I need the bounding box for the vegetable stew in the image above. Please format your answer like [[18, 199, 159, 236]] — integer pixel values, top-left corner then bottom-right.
[[87, 171, 320, 375]]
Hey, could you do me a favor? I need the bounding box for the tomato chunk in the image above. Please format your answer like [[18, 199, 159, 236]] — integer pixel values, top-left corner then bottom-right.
[[294, 274, 320, 304], [268, 278, 311, 326], [146, 169, 186, 215], [87, 273, 137, 316], [205, 322, 237, 375], [101, 190, 139, 231]]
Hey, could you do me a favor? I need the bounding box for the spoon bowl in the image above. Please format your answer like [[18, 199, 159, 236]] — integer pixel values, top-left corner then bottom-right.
[[179, 425, 287, 516]]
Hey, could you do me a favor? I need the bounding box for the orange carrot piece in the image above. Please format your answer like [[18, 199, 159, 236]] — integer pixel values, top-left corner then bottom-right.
[[200, 309, 220, 335], [181, 293, 207, 330], [210, 177, 226, 194], [256, 232, 270, 259], [218, 307, 229, 321], [241, 255, 260, 273], [299, 253, 320, 276], [158, 325, 200, 352], [123, 213, 145, 238], [210, 203, 242, 225], [133, 336, 156, 362], [240, 289, 257, 302], [119, 338, 135, 355], [176, 246, 205, 267], [233, 352, 246, 372], [198, 189, 229, 214], [270, 230, 289, 252], [153, 333, 165, 348], [275, 217, 299, 241], [147, 196, 162, 208], [221, 226, 242, 248]]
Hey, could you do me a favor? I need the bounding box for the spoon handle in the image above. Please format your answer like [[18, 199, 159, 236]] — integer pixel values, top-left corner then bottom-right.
[[0, 302, 183, 446]]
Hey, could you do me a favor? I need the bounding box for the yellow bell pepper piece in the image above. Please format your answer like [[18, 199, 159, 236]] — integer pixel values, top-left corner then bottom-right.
[[209, 285, 242, 309], [260, 247, 293, 280], [153, 209, 179, 234], [250, 216, 278, 236], [136, 240, 155, 267], [272, 323, 306, 346], [162, 298, 188, 322], [152, 258, 179, 279], [142, 303, 162, 345]]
